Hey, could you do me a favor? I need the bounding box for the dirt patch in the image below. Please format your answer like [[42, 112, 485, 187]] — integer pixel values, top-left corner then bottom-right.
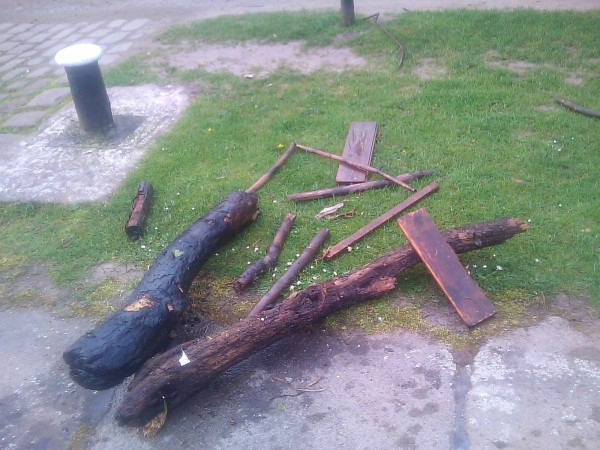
[[412, 57, 447, 80], [165, 41, 368, 77]]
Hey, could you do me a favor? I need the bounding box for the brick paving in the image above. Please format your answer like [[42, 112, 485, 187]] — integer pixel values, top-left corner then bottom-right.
[[0, 18, 158, 134]]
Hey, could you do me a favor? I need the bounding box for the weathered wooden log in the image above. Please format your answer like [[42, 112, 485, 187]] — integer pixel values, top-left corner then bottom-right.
[[287, 170, 433, 202], [234, 213, 296, 291], [116, 217, 527, 427], [63, 191, 259, 390], [125, 180, 153, 240]]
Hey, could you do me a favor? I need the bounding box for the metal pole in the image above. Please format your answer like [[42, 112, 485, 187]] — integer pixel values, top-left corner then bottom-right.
[[55, 43, 114, 135]]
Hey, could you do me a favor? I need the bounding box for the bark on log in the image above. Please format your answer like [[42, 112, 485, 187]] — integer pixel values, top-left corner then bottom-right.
[[125, 180, 153, 241], [234, 213, 296, 291], [116, 217, 527, 427], [63, 191, 259, 390], [287, 170, 433, 203]]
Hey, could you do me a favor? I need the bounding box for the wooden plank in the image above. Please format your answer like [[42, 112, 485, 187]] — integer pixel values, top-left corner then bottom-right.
[[336, 122, 378, 184], [323, 181, 439, 260], [397, 208, 496, 327]]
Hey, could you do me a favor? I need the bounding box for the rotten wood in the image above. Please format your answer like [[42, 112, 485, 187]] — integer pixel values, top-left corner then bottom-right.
[[125, 180, 153, 241], [296, 143, 416, 193], [248, 228, 330, 316], [246, 142, 297, 194], [397, 208, 497, 326], [234, 213, 297, 291], [323, 181, 439, 260], [63, 191, 259, 390], [336, 122, 378, 184], [556, 97, 600, 119], [116, 217, 528, 428], [287, 170, 433, 202]]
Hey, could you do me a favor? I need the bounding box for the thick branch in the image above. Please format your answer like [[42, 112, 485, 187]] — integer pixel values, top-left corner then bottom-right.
[[116, 217, 527, 427], [234, 213, 296, 291]]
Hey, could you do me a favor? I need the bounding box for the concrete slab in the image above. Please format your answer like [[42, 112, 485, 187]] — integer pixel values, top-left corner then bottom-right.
[[466, 317, 600, 449], [0, 84, 191, 203], [2, 110, 47, 128], [25, 87, 71, 107], [47, 315, 596, 450], [0, 309, 113, 450]]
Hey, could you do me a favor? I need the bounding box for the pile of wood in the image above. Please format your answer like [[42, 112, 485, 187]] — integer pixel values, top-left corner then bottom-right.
[[63, 125, 529, 433]]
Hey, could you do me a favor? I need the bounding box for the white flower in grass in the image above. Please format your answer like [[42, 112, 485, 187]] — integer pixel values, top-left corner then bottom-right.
[[496, 265, 503, 271]]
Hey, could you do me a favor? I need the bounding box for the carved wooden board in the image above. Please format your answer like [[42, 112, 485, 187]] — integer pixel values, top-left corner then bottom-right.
[[397, 208, 496, 326], [336, 122, 378, 184]]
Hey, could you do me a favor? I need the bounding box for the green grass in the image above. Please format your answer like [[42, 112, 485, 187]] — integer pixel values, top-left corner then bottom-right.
[[1, 10, 598, 323]]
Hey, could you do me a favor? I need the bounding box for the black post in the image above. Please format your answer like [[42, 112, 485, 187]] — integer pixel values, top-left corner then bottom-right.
[[341, 0, 355, 27], [55, 44, 114, 135]]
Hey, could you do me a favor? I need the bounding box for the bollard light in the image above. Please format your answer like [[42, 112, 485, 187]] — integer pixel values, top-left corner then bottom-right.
[[55, 43, 114, 135]]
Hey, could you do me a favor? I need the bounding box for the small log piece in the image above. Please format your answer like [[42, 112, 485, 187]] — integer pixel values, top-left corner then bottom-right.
[[125, 180, 153, 241], [323, 181, 439, 260], [63, 191, 259, 390], [116, 217, 527, 428], [234, 213, 297, 291], [287, 170, 433, 203], [248, 228, 330, 316]]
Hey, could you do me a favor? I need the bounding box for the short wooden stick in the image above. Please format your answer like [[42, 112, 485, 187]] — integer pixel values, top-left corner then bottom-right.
[[296, 143, 416, 193], [248, 228, 329, 316], [323, 181, 439, 260], [246, 143, 297, 194], [234, 213, 297, 291]]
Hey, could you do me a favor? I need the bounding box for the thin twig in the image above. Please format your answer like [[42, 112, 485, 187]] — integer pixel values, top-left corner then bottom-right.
[[246, 143, 297, 194], [364, 13, 405, 70]]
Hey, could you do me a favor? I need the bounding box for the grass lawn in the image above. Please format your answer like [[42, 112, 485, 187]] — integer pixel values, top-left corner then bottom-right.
[[1, 9, 598, 335]]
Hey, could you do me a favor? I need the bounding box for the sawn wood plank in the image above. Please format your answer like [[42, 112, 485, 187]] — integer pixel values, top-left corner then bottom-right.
[[336, 122, 378, 184], [397, 208, 496, 326]]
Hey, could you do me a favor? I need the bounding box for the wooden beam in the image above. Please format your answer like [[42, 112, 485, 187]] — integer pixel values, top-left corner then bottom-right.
[[397, 208, 497, 327], [336, 122, 378, 184], [323, 181, 439, 260]]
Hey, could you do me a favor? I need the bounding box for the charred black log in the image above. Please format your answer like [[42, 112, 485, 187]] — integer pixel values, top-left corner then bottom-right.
[[63, 191, 259, 390]]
